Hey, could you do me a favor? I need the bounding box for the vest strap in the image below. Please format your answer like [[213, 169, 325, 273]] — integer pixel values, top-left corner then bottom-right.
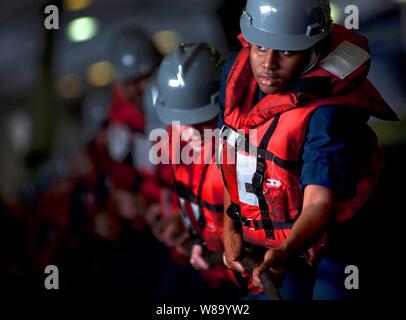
[[220, 124, 300, 171], [175, 162, 220, 239], [226, 203, 294, 231], [254, 114, 281, 239], [175, 182, 224, 214]]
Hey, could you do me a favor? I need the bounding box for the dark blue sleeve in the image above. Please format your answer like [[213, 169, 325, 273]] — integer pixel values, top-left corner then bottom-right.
[[217, 52, 239, 129], [300, 106, 362, 199]]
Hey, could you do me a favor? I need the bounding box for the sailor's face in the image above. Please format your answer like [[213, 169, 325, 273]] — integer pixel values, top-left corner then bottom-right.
[[249, 44, 306, 94]]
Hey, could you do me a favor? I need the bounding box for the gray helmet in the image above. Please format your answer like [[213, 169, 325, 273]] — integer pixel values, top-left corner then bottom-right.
[[155, 43, 223, 125], [240, 0, 332, 51], [142, 75, 166, 133], [111, 27, 161, 82]]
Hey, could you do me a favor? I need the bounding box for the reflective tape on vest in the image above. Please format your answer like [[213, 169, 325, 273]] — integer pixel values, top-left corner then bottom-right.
[[220, 125, 299, 170]]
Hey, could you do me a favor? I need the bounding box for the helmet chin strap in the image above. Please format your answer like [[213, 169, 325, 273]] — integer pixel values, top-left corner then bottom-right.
[[301, 47, 319, 76]]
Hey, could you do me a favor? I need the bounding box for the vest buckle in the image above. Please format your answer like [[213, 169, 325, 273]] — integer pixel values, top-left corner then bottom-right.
[[242, 218, 257, 231], [252, 172, 263, 188]]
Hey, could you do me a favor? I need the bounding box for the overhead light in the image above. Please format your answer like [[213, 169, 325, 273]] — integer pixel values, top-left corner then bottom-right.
[[153, 30, 182, 55], [67, 17, 98, 42], [87, 61, 115, 87], [63, 0, 92, 11]]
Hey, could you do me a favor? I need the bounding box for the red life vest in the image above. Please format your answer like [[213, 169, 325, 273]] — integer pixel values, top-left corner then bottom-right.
[[168, 124, 225, 253], [167, 124, 238, 287], [106, 83, 167, 204], [106, 84, 145, 190], [107, 83, 145, 132], [219, 24, 398, 260]]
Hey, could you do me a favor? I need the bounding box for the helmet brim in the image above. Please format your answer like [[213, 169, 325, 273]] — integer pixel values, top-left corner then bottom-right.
[[240, 15, 329, 51], [155, 101, 219, 125]]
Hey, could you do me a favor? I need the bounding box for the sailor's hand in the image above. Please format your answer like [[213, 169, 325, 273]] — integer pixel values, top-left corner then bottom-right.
[[144, 203, 162, 226], [253, 247, 287, 289], [190, 244, 210, 270], [223, 230, 246, 273], [152, 213, 183, 246]]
